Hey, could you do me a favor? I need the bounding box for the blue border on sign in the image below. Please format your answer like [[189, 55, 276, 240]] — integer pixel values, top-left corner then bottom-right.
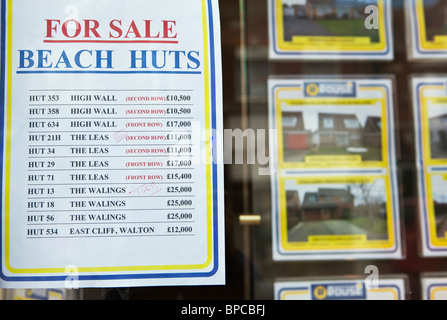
[[270, 0, 392, 57], [271, 82, 400, 258], [0, 0, 221, 283]]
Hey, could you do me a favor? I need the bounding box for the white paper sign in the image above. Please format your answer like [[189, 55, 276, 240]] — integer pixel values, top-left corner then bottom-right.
[[0, 0, 225, 288]]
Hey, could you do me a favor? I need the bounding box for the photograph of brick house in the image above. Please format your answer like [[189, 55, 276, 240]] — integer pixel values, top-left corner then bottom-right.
[[431, 175, 447, 238], [300, 187, 354, 221], [285, 179, 388, 241], [434, 201, 447, 237], [313, 113, 362, 147], [286, 190, 301, 228], [429, 113, 447, 159], [363, 116, 382, 149], [283, 0, 364, 20], [282, 111, 313, 150], [281, 0, 379, 42], [281, 109, 383, 163]]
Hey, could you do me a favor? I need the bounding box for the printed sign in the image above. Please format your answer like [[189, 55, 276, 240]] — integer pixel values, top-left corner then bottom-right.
[[421, 275, 447, 300], [406, 0, 447, 60], [412, 76, 447, 257], [10, 289, 66, 300], [268, 0, 394, 60], [0, 0, 225, 288], [269, 77, 402, 260], [275, 278, 406, 300]]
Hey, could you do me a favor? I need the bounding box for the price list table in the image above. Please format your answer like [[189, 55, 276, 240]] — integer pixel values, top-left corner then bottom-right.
[[25, 90, 200, 240], [2, 81, 221, 286]]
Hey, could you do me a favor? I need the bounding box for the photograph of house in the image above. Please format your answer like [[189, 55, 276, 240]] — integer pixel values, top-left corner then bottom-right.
[[422, 0, 447, 41], [286, 190, 301, 228], [429, 113, 447, 159], [282, 108, 383, 163], [431, 175, 447, 237], [300, 187, 354, 221], [283, 0, 364, 20], [281, 0, 379, 42], [434, 201, 447, 237], [363, 116, 382, 149], [282, 111, 313, 150], [314, 113, 362, 147], [284, 178, 388, 242]]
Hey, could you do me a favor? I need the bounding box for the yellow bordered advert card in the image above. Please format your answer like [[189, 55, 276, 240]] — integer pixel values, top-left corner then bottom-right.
[[406, 0, 447, 60], [274, 277, 406, 300], [268, 0, 394, 60], [412, 76, 447, 257], [421, 274, 447, 300], [269, 77, 402, 260]]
